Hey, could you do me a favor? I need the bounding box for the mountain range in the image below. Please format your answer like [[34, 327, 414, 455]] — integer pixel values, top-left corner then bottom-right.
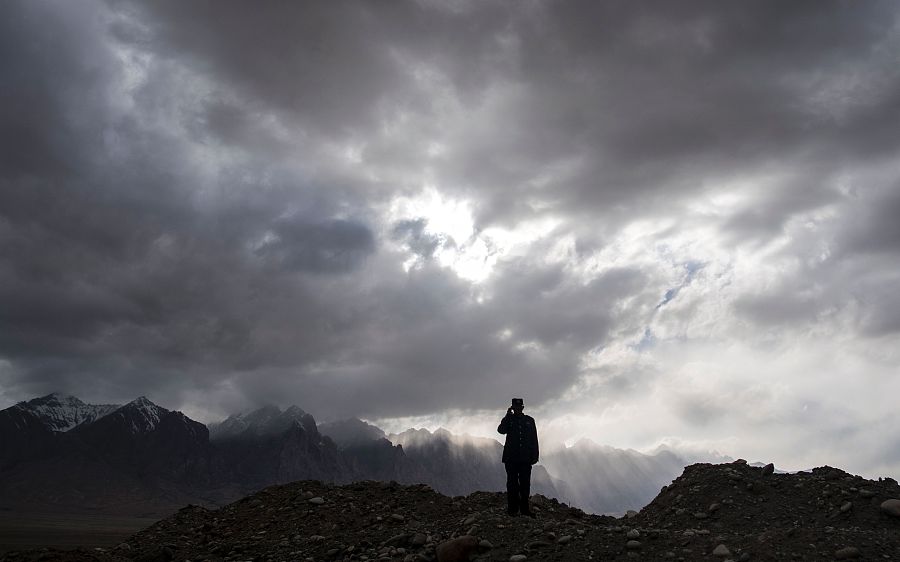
[[0, 393, 704, 518]]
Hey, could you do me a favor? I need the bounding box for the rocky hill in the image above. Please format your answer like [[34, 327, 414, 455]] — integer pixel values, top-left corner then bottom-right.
[[3, 460, 898, 561]]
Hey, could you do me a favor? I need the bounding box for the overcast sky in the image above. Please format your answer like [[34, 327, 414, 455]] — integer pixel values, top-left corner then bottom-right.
[[2, 0, 900, 477]]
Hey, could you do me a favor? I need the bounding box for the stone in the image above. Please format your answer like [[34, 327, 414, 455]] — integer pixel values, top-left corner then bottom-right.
[[556, 535, 572, 544], [859, 489, 876, 498], [834, 546, 861, 559], [409, 533, 428, 546], [391, 513, 405, 521], [626, 529, 640, 539], [880, 499, 900, 517], [626, 540, 641, 549], [708, 503, 720, 512], [308, 497, 325, 505], [694, 512, 709, 519], [762, 463, 775, 476], [478, 540, 493, 549], [625, 510, 638, 518], [712, 544, 731, 557], [840, 501, 852, 513], [509, 556, 527, 562], [385, 534, 409, 546], [435, 535, 478, 562]]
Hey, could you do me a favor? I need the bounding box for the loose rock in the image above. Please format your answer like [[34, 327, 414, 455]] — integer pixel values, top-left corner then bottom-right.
[[834, 546, 861, 559], [435, 535, 478, 562], [712, 544, 731, 557], [3, 463, 899, 562], [880, 498, 900, 517]]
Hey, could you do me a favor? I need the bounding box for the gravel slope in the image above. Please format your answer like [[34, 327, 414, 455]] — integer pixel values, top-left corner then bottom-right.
[[3, 461, 899, 561]]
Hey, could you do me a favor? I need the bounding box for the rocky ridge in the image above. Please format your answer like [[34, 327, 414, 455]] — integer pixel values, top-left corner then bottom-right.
[[4, 460, 899, 561], [9, 394, 119, 433]]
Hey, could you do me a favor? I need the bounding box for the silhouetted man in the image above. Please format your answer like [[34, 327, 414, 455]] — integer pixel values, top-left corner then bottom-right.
[[497, 397, 539, 517]]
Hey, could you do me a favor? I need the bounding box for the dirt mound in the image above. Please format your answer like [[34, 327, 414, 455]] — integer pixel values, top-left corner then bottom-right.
[[634, 460, 900, 560], [3, 461, 899, 561]]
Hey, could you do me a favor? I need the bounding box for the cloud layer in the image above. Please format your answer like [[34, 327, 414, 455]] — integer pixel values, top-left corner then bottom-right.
[[2, 0, 899, 477]]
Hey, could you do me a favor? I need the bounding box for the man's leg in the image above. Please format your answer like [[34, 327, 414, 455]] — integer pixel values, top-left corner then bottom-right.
[[504, 462, 519, 515], [519, 463, 533, 516]]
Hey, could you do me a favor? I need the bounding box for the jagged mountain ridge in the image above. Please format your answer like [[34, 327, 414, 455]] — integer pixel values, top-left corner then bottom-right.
[[1, 394, 693, 517], [318, 417, 387, 448], [209, 404, 314, 441], [0, 393, 121, 469], [8, 393, 120, 432]]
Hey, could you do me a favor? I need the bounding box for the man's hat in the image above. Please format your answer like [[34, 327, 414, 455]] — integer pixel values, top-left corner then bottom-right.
[[511, 398, 524, 407]]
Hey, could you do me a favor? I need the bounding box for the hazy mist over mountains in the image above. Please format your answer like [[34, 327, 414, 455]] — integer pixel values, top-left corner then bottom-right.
[[0, 393, 729, 516]]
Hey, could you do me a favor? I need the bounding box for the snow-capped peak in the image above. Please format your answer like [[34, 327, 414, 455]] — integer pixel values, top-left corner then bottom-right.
[[116, 396, 168, 434], [15, 393, 120, 432], [209, 404, 311, 440]]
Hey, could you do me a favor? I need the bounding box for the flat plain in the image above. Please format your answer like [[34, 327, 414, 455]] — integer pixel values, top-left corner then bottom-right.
[[0, 511, 158, 553]]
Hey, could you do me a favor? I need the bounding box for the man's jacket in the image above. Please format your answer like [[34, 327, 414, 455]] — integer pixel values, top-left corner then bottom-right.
[[497, 413, 539, 465]]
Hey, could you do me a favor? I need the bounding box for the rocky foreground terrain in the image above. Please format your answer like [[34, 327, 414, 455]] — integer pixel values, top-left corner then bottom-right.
[[3, 461, 899, 561]]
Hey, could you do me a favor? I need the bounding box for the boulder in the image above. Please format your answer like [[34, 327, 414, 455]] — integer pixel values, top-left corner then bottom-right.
[[436, 535, 479, 562], [880, 499, 900, 517]]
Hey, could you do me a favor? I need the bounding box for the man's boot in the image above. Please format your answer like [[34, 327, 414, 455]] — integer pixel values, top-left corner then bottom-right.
[[520, 498, 535, 518], [507, 500, 519, 516]]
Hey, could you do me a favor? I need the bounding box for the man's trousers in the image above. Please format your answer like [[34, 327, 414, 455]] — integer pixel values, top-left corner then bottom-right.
[[504, 461, 532, 514]]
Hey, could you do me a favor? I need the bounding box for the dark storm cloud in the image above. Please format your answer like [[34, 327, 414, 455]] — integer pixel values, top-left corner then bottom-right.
[[840, 185, 900, 257], [255, 218, 375, 274], [218, 253, 650, 419], [428, 0, 900, 229], [121, 0, 514, 138], [486, 259, 650, 350], [2, 0, 899, 432], [723, 178, 842, 243]]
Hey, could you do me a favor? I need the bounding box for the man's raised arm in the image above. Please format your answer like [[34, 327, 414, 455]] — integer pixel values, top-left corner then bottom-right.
[[498, 409, 512, 434]]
